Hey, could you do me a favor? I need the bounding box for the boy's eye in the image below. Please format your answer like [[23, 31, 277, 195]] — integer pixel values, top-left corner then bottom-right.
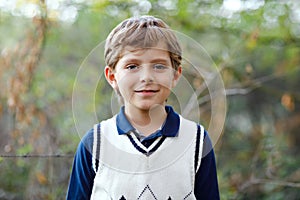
[[153, 64, 167, 70], [126, 64, 139, 70]]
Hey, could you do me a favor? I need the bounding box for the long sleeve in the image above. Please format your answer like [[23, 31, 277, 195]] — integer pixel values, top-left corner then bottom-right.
[[66, 129, 95, 200], [194, 131, 220, 199]]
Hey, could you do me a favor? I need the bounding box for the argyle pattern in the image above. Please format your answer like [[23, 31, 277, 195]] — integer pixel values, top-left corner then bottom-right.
[[117, 185, 192, 200]]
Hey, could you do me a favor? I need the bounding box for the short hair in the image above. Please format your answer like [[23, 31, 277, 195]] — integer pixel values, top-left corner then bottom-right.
[[104, 16, 182, 70]]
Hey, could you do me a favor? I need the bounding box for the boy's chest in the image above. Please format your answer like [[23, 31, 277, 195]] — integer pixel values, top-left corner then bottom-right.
[[99, 117, 198, 173], [89, 116, 202, 199], [92, 133, 197, 200]]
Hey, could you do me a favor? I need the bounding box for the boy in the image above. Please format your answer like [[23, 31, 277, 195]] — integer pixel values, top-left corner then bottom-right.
[[67, 16, 220, 199]]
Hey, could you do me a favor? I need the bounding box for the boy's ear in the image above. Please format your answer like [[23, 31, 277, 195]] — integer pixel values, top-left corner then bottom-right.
[[104, 66, 117, 88], [172, 66, 182, 87]]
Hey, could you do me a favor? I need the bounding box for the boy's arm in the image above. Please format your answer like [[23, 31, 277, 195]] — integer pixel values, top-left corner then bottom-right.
[[66, 129, 95, 200], [194, 131, 220, 200]]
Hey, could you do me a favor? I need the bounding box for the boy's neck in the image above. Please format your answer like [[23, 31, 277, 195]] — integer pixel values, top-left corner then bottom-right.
[[124, 104, 167, 137]]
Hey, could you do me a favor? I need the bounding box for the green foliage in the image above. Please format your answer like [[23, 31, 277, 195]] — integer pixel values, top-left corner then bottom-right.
[[16, 144, 33, 156], [0, 159, 31, 198]]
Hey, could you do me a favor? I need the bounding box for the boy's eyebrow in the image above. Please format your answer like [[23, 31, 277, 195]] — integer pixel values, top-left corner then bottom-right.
[[122, 58, 141, 64], [149, 58, 170, 64]]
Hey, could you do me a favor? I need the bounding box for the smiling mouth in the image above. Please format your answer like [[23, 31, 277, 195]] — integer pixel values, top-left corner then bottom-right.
[[135, 90, 159, 93]]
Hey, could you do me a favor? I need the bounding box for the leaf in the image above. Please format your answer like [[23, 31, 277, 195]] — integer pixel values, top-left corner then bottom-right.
[[281, 93, 295, 112], [36, 171, 47, 185], [16, 144, 33, 155]]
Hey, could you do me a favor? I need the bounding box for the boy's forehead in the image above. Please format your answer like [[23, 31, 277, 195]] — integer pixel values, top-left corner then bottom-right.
[[121, 42, 169, 57], [120, 48, 170, 62]]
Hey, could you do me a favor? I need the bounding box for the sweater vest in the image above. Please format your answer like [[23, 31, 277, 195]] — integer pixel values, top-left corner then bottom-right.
[[90, 115, 204, 200]]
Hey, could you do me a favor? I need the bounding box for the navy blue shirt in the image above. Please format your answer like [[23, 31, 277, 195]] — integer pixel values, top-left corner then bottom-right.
[[67, 106, 220, 199]]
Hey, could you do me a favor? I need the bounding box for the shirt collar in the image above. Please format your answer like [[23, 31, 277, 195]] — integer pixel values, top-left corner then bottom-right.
[[116, 105, 180, 137]]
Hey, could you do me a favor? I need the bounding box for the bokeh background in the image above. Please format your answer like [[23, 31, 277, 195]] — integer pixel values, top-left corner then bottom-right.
[[0, 0, 299, 199]]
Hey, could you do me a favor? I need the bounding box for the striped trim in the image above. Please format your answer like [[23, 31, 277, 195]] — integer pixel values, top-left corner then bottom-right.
[[194, 124, 204, 172], [127, 134, 147, 154], [127, 133, 166, 157], [92, 123, 101, 173], [149, 136, 166, 155]]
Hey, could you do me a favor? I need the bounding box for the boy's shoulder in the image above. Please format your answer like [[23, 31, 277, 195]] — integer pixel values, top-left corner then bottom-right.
[[80, 116, 116, 143]]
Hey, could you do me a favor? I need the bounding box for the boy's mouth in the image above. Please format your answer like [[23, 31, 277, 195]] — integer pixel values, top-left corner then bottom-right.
[[135, 89, 159, 93]]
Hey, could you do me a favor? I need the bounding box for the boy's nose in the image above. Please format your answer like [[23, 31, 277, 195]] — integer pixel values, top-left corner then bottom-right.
[[140, 66, 154, 83]]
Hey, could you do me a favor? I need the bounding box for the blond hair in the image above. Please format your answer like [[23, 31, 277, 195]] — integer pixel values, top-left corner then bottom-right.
[[104, 16, 182, 70]]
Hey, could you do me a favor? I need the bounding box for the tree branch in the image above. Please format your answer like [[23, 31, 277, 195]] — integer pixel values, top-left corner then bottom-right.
[[239, 176, 300, 192]]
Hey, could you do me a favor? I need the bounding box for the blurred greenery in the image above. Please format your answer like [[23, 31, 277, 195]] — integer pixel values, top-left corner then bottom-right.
[[0, 0, 299, 199]]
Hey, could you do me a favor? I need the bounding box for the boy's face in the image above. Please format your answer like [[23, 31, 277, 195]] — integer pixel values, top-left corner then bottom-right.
[[105, 44, 182, 112]]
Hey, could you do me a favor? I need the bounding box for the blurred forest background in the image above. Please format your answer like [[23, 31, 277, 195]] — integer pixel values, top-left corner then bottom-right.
[[0, 0, 299, 199]]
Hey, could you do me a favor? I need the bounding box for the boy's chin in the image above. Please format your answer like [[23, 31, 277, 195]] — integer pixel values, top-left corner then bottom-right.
[[133, 103, 166, 111]]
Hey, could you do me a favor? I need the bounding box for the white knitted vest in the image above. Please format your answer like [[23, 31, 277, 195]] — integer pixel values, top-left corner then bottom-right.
[[90, 115, 204, 200]]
